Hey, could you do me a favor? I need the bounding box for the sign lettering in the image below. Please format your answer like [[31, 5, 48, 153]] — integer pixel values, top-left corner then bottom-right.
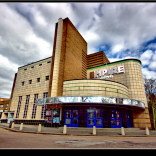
[[90, 65, 125, 79]]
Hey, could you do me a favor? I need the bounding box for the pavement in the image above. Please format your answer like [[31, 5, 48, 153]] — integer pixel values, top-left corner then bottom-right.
[[1, 122, 156, 137]]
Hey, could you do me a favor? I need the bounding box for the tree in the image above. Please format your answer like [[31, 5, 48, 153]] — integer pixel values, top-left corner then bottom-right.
[[144, 76, 156, 129], [144, 77, 156, 98], [148, 94, 156, 129]]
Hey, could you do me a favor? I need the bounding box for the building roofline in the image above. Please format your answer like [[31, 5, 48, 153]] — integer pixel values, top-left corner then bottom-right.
[[18, 56, 52, 69], [87, 58, 141, 70]]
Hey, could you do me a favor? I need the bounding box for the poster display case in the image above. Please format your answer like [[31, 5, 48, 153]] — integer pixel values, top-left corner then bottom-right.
[[44, 109, 60, 127]]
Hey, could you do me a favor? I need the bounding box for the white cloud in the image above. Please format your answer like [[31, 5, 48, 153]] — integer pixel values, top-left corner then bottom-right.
[[0, 54, 18, 72], [147, 43, 156, 49], [111, 44, 124, 54], [149, 62, 156, 70], [152, 51, 156, 61], [140, 50, 153, 66], [142, 68, 156, 79], [109, 58, 120, 63], [85, 3, 156, 55], [148, 51, 156, 70], [83, 31, 100, 54], [109, 56, 137, 63]]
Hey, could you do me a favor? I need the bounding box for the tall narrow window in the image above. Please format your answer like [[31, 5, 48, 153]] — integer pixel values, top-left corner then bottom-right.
[[41, 92, 48, 119], [16, 96, 22, 118], [23, 95, 30, 119], [32, 94, 38, 119]]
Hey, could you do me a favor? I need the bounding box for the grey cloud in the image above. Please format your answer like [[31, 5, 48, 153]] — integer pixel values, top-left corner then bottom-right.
[[0, 67, 16, 81], [7, 3, 35, 27], [0, 82, 13, 97], [0, 4, 43, 66], [7, 3, 54, 45]]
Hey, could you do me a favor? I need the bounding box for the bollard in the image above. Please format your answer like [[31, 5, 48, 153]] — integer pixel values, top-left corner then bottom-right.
[[121, 127, 125, 135], [20, 123, 23, 131], [11, 122, 14, 129], [38, 124, 41, 132], [93, 126, 96, 135], [145, 127, 150, 135], [63, 125, 67, 134]]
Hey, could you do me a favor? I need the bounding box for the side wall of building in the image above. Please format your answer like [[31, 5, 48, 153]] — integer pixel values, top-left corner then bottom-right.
[[10, 57, 52, 120], [0, 99, 11, 114]]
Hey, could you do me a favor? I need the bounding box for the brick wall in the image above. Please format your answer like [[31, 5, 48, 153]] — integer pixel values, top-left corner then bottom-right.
[[54, 18, 87, 96], [87, 51, 110, 68], [63, 18, 87, 81], [10, 57, 52, 119]]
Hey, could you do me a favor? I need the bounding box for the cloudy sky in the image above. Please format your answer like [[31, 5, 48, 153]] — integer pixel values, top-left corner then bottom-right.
[[1, 3, 156, 98]]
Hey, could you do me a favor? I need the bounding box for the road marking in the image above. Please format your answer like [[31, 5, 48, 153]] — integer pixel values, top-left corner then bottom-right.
[[55, 140, 106, 147], [103, 140, 117, 143], [0, 128, 10, 132]]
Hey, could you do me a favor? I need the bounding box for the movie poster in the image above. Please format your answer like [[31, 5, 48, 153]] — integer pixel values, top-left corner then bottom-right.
[[53, 117, 60, 123]]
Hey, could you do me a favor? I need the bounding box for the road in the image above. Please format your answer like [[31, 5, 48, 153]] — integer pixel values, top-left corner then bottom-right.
[[0, 128, 156, 149]]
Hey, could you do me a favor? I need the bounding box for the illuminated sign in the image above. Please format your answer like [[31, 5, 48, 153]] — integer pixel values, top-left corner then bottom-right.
[[90, 65, 125, 79]]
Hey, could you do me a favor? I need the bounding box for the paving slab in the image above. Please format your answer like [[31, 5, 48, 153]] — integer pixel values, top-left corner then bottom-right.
[[1, 123, 156, 137]]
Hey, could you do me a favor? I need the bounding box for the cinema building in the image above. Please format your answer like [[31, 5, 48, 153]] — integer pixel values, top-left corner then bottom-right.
[[8, 17, 151, 128]]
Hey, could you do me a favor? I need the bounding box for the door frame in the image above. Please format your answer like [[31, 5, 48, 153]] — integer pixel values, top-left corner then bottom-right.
[[110, 110, 122, 128], [87, 109, 103, 128], [64, 109, 79, 127]]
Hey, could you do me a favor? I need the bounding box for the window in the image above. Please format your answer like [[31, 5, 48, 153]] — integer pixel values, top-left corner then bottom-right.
[[39, 64, 42, 66], [23, 95, 30, 119], [43, 92, 48, 98], [31, 66, 34, 68], [45, 76, 49, 81], [22, 81, 24, 86], [47, 61, 51, 63], [37, 78, 40, 82], [29, 80, 32, 84], [32, 94, 38, 119], [41, 92, 48, 119], [16, 96, 22, 118], [24, 68, 27, 71]]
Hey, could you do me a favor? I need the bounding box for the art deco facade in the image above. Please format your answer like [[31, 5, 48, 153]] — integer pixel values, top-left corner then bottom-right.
[[1, 17, 151, 128]]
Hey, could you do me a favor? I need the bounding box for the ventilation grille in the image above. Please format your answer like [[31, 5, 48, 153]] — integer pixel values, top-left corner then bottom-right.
[[82, 50, 87, 79]]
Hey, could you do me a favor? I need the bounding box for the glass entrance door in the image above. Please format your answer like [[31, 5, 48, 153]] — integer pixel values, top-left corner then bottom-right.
[[110, 110, 122, 128], [126, 112, 131, 128], [64, 109, 79, 127], [87, 109, 103, 128]]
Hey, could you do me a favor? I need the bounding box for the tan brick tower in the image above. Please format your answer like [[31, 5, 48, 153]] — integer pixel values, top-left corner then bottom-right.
[[51, 18, 63, 97], [48, 17, 87, 97]]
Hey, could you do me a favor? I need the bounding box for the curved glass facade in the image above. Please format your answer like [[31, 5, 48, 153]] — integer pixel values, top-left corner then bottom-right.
[[35, 96, 145, 109]]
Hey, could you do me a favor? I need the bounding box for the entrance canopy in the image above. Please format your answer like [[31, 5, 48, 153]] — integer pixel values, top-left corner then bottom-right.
[[35, 96, 145, 109]]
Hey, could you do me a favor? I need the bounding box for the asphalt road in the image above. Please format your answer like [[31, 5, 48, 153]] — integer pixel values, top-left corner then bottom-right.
[[1, 128, 156, 149]]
